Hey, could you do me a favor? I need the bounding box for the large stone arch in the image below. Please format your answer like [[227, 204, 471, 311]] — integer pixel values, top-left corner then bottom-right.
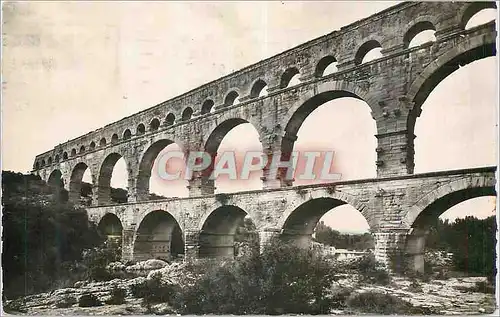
[[69, 162, 92, 203], [204, 113, 264, 153], [406, 33, 496, 135], [277, 191, 371, 248], [402, 174, 496, 272], [133, 210, 184, 261], [47, 168, 68, 202], [279, 81, 377, 178], [200, 114, 264, 193], [198, 205, 252, 258], [135, 138, 184, 201], [279, 80, 375, 138], [403, 175, 496, 227], [97, 213, 123, 242], [47, 168, 64, 188], [97, 152, 129, 205]]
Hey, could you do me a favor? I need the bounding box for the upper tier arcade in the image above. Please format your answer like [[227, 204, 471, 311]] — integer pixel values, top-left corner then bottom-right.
[[32, 1, 497, 202]]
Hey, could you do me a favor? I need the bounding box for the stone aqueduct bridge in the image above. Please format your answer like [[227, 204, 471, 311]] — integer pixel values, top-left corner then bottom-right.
[[32, 2, 498, 271]]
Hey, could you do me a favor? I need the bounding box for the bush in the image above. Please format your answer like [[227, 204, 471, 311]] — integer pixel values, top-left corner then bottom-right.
[[355, 253, 391, 285], [347, 291, 443, 315], [329, 287, 353, 309], [173, 239, 338, 315], [183, 258, 221, 276], [55, 295, 77, 308], [130, 275, 178, 305], [82, 239, 121, 282], [78, 293, 102, 307], [407, 278, 423, 293], [347, 291, 413, 315], [130, 279, 149, 298], [434, 268, 450, 280], [106, 287, 127, 305]]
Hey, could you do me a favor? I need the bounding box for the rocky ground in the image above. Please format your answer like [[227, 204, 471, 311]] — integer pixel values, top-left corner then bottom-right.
[[334, 276, 496, 315], [3, 259, 497, 315]]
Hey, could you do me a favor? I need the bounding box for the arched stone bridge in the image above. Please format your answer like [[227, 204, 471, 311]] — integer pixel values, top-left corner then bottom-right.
[[32, 2, 498, 271], [86, 166, 496, 270]]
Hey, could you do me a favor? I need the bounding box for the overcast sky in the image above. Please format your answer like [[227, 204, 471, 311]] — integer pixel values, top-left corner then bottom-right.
[[2, 1, 497, 233]]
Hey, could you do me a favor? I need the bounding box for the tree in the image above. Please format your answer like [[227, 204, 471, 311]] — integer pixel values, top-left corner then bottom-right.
[[422, 215, 496, 281], [314, 221, 374, 250], [234, 217, 259, 257], [175, 239, 337, 315]]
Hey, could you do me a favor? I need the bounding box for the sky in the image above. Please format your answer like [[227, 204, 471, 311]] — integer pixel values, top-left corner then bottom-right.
[[2, 1, 498, 233]]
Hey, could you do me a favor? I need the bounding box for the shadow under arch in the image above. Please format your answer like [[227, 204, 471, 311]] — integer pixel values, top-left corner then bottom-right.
[[133, 210, 184, 261], [403, 177, 496, 273], [98, 153, 129, 205], [198, 205, 254, 258], [97, 213, 123, 243], [69, 162, 92, 203], [280, 197, 371, 248], [47, 169, 63, 187], [47, 169, 68, 202]]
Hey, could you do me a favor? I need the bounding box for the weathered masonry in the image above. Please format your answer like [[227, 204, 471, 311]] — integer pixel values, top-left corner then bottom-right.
[[32, 2, 498, 271]]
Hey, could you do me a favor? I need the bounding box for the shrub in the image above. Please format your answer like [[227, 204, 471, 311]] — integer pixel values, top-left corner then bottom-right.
[[296, 188, 308, 198], [82, 239, 121, 282], [130, 279, 149, 299], [173, 239, 338, 315], [130, 275, 178, 305], [214, 193, 230, 204], [347, 291, 443, 315], [78, 293, 102, 307], [55, 295, 77, 308], [434, 268, 450, 280], [106, 287, 127, 305], [407, 278, 423, 293], [183, 257, 225, 276], [329, 286, 353, 309], [347, 291, 413, 315], [355, 253, 391, 285]]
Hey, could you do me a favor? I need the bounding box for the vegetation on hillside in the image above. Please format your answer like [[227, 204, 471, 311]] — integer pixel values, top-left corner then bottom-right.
[[1, 171, 104, 299]]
